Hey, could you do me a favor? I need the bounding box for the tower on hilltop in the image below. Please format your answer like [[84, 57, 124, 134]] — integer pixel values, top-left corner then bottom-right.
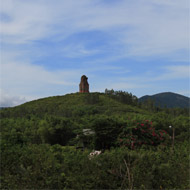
[[79, 75, 89, 93]]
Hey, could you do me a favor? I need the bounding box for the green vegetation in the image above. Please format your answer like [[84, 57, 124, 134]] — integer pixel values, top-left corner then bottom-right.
[[139, 92, 190, 108], [1, 91, 189, 189]]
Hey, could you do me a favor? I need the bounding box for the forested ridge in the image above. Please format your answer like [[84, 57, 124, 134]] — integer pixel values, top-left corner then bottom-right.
[[1, 91, 189, 189], [139, 92, 190, 108]]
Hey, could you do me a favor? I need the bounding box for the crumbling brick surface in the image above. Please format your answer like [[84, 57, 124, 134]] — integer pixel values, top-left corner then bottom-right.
[[79, 75, 89, 93]]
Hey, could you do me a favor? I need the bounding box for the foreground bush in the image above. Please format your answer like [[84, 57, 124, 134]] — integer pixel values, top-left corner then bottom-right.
[[1, 142, 189, 189]]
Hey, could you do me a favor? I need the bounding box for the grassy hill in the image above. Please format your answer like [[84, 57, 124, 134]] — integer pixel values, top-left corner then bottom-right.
[[1, 91, 189, 189], [1, 92, 147, 118], [139, 92, 190, 108]]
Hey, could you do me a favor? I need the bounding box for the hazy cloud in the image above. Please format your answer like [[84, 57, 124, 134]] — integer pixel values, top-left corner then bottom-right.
[[1, 55, 80, 96], [0, 89, 26, 107]]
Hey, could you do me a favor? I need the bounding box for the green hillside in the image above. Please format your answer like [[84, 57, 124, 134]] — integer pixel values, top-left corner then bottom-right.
[[1, 92, 189, 189], [1, 92, 145, 118]]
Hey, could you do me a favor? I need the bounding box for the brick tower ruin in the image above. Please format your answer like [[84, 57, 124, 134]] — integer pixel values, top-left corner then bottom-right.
[[79, 75, 89, 93]]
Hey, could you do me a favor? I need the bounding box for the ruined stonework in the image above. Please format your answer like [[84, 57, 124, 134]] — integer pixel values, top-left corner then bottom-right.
[[79, 75, 89, 93]]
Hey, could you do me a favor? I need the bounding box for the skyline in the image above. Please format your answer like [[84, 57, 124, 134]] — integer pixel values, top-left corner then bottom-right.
[[0, 0, 189, 107]]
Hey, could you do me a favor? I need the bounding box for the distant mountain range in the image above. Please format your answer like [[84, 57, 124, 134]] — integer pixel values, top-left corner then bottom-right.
[[139, 92, 190, 108]]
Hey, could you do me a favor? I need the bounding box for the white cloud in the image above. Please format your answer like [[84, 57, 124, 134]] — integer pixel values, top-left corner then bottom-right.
[[61, 43, 100, 58], [0, 89, 26, 107], [119, 65, 190, 82], [155, 65, 190, 80], [1, 0, 53, 43], [0, 51, 81, 102], [1, 0, 189, 57]]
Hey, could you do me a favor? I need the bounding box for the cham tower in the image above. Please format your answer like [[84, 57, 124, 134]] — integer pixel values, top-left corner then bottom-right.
[[79, 75, 89, 93]]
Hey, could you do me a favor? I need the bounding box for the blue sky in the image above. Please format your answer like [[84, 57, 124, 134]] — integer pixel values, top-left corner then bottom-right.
[[0, 0, 189, 107]]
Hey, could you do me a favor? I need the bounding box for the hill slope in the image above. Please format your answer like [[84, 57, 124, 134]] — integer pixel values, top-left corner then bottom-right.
[[139, 92, 190, 108], [0, 92, 145, 118]]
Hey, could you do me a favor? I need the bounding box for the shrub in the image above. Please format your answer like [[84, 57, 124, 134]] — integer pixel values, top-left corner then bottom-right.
[[117, 120, 169, 149]]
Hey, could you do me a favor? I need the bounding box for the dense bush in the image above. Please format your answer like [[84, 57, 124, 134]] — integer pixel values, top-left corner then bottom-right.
[[1, 143, 189, 189], [117, 120, 169, 149], [92, 116, 123, 149]]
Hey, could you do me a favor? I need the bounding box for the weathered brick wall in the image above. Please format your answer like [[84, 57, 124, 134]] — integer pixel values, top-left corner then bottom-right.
[[79, 75, 89, 93]]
